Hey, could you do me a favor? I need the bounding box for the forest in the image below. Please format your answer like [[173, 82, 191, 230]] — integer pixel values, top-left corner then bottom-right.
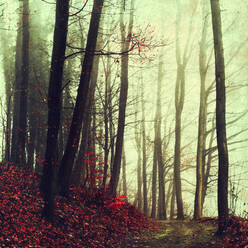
[[0, 0, 247, 247]]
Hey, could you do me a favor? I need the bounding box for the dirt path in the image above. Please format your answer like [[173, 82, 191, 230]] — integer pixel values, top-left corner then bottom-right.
[[126, 219, 223, 248]]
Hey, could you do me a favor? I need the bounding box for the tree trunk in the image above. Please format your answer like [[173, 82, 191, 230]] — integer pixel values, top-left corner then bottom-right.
[[210, 0, 229, 234], [165, 180, 173, 211], [58, 0, 104, 197], [150, 128, 157, 218], [102, 45, 111, 189], [5, 96, 11, 162], [11, 15, 22, 164], [0, 33, 14, 163], [16, 0, 30, 166], [194, 1, 208, 219], [71, 38, 100, 186], [170, 180, 176, 219], [156, 53, 166, 220], [122, 143, 127, 196], [141, 79, 148, 215], [108, 0, 134, 197], [40, 0, 69, 221], [174, 0, 195, 220], [202, 116, 215, 207], [134, 93, 142, 211]]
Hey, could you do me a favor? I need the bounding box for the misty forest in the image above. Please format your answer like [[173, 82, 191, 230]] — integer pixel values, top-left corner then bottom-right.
[[0, 0, 247, 247]]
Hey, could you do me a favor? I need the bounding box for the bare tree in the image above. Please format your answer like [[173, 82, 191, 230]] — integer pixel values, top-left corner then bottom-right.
[[134, 93, 142, 211], [58, 0, 104, 196], [210, 0, 229, 235], [194, 0, 209, 219], [108, 0, 134, 197], [141, 78, 148, 215], [40, 0, 69, 221], [157, 53, 166, 220], [15, 0, 30, 166]]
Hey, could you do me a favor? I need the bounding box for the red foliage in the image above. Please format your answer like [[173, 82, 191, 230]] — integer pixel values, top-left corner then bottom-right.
[[0, 162, 159, 247], [221, 215, 248, 248]]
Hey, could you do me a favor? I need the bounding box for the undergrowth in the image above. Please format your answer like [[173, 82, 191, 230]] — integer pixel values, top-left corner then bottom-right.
[[0, 162, 159, 247]]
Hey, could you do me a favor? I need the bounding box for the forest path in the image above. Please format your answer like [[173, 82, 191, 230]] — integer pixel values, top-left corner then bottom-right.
[[126, 219, 222, 247]]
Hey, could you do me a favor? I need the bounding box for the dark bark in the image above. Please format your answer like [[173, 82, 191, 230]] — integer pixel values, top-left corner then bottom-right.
[[58, 0, 104, 196], [107, 0, 134, 197], [210, 0, 229, 235], [16, 0, 30, 166], [40, 0, 69, 221]]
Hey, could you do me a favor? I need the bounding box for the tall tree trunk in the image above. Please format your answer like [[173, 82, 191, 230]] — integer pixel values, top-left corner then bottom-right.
[[134, 94, 142, 211], [40, 0, 69, 221], [90, 101, 97, 189], [58, 0, 104, 196], [0, 33, 14, 163], [122, 143, 127, 196], [170, 180, 176, 219], [11, 16, 22, 164], [5, 96, 11, 162], [150, 125, 157, 218], [202, 117, 215, 207], [165, 180, 173, 211], [210, 0, 229, 234], [71, 47, 100, 186], [174, 0, 185, 220], [16, 0, 30, 166], [108, 0, 134, 197], [157, 53, 166, 220], [174, 0, 196, 219], [102, 45, 111, 189], [141, 79, 148, 215], [194, 1, 208, 219]]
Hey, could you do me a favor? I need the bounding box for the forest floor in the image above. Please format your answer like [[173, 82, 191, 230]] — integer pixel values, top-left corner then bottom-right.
[[125, 219, 223, 247], [1, 162, 248, 247]]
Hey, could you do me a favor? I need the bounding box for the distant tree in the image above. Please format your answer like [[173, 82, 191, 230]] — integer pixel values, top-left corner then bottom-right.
[[121, 141, 127, 196], [11, 10, 22, 164], [174, 0, 186, 220], [134, 92, 142, 211], [15, 0, 30, 166], [194, 0, 209, 219], [141, 78, 148, 215], [156, 53, 166, 220], [150, 117, 157, 218], [102, 43, 112, 189], [0, 32, 14, 163], [210, 0, 229, 235]]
